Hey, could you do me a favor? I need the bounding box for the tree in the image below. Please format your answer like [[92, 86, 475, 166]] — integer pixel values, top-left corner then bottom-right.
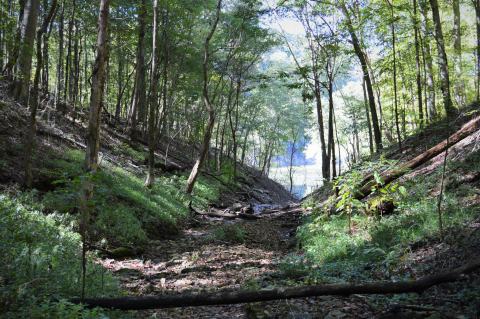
[[185, 0, 222, 194], [412, 0, 424, 126], [24, 0, 57, 188], [429, 0, 454, 116], [473, 0, 480, 100], [128, 0, 146, 139], [79, 0, 110, 299], [145, 0, 161, 188], [385, 0, 402, 149], [12, 0, 40, 104], [452, 0, 465, 107], [340, 2, 383, 151]]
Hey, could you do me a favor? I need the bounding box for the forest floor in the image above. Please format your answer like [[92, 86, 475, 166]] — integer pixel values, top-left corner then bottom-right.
[[98, 204, 376, 319]]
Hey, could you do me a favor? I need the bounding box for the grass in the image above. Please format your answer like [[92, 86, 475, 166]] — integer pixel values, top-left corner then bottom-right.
[[36, 148, 226, 247]]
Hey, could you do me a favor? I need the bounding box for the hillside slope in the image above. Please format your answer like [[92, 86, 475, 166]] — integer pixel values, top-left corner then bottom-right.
[[299, 106, 480, 317]]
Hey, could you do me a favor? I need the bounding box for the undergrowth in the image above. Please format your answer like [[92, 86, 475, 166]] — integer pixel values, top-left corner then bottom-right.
[[294, 153, 480, 284], [39, 149, 222, 247], [0, 194, 122, 318]]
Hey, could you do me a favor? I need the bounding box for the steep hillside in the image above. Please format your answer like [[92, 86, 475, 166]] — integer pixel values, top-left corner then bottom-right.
[[298, 106, 480, 317]]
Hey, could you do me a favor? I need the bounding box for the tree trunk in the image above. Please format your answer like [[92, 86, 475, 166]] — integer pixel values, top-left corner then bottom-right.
[[79, 0, 109, 300], [55, 0, 64, 109], [413, 0, 424, 127], [341, 3, 382, 151], [387, 0, 402, 149], [473, 0, 480, 100], [144, 0, 161, 188], [64, 0, 75, 102], [13, 0, 40, 104], [452, 0, 465, 107], [419, 0, 436, 119], [327, 77, 336, 179], [362, 79, 374, 155], [129, 0, 146, 139], [2, 0, 25, 77], [115, 48, 124, 123], [429, 0, 454, 116], [314, 75, 329, 181], [84, 0, 109, 172], [185, 0, 222, 194], [24, 0, 57, 188]]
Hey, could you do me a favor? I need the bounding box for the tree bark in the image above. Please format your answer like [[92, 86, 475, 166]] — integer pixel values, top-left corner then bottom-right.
[[341, 3, 382, 151], [144, 0, 161, 188], [386, 0, 402, 149], [128, 0, 146, 138], [185, 0, 222, 194], [55, 0, 64, 109], [419, 0, 436, 119], [12, 0, 40, 104], [362, 79, 374, 155], [429, 0, 454, 116], [452, 0, 465, 107], [24, 0, 57, 188], [84, 0, 109, 173], [473, 0, 480, 100], [80, 0, 110, 300], [413, 0, 424, 127], [73, 258, 480, 310]]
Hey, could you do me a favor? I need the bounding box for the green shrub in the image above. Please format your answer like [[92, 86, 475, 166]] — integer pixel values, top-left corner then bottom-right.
[[0, 195, 119, 316]]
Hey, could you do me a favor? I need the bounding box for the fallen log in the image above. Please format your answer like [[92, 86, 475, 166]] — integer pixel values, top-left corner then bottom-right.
[[357, 116, 480, 199], [72, 258, 480, 310], [189, 203, 261, 220]]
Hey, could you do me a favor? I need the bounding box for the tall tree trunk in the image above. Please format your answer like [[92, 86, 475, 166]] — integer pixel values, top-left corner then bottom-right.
[[79, 0, 109, 300], [314, 74, 329, 181], [2, 0, 25, 77], [24, 0, 57, 188], [419, 0, 437, 118], [413, 0, 424, 126], [13, 0, 40, 104], [229, 77, 241, 180], [129, 0, 146, 139], [327, 76, 336, 179], [429, 0, 454, 116], [362, 79, 374, 155], [473, 0, 480, 100], [84, 0, 109, 172], [115, 48, 124, 123], [452, 0, 465, 107], [55, 0, 64, 108], [387, 0, 402, 149], [340, 3, 382, 151], [144, 0, 161, 188], [185, 0, 222, 194]]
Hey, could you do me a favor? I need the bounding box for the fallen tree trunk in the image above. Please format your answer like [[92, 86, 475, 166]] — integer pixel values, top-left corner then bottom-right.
[[357, 116, 480, 199], [189, 203, 261, 220], [72, 258, 480, 310]]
